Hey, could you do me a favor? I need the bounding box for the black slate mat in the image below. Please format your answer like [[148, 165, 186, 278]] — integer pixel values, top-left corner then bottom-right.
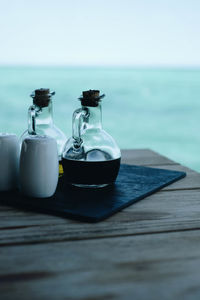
[[0, 164, 186, 222]]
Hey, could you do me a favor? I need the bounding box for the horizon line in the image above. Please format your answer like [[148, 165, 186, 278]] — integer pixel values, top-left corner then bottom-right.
[[1, 63, 200, 70]]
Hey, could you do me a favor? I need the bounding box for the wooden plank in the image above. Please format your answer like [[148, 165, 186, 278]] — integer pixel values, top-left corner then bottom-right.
[[151, 164, 200, 191], [0, 149, 199, 299], [121, 149, 200, 191], [1, 230, 200, 300], [0, 162, 198, 221], [0, 189, 200, 246], [0, 149, 199, 245], [0, 149, 187, 218], [121, 149, 178, 166]]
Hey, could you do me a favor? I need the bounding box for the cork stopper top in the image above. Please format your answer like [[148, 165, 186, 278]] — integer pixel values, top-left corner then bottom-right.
[[35, 88, 50, 96], [79, 89, 105, 107], [31, 88, 55, 108]]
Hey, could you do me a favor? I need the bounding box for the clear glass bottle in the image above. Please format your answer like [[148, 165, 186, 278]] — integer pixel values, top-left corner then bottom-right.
[[20, 88, 67, 174], [62, 90, 121, 188]]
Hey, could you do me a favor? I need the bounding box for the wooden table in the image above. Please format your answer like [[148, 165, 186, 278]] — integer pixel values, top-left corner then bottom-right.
[[1, 149, 200, 300]]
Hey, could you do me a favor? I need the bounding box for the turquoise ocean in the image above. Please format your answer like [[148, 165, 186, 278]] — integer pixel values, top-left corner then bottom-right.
[[0, 66, 200, 171]]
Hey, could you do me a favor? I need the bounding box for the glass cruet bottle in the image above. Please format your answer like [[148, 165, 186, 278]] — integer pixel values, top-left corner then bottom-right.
[[62, 89, 121, 188], [20, 88, 67, 173]]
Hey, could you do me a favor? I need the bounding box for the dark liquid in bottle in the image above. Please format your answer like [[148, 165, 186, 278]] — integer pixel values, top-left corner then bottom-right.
[[62, 158, 121, 185]]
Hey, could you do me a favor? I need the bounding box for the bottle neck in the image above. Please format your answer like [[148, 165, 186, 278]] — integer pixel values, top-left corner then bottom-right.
[[35, 100, 53, 125], [83, 103, 102, 129]]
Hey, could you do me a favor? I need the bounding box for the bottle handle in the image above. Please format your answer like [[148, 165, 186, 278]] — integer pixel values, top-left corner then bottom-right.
[[72, 107, 88, 149], [28, 105, 36, 135]]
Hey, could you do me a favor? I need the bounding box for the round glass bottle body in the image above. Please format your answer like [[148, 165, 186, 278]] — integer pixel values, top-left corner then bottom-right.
[[62, 92, 121, 188]]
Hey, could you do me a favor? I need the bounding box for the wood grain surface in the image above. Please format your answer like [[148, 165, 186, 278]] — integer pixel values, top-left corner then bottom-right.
[[0, 149, 200, 300]]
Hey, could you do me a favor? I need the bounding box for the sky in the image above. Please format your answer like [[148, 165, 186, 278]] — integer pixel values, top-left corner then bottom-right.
[[0, 0, 200, 66]]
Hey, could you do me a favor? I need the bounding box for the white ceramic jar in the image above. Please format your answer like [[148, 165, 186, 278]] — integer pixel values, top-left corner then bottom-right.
[[0, 133, 19, 191], [19, 135, 59, 198]]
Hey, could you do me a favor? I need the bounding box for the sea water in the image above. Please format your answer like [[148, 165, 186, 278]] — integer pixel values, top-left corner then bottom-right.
[[0, 66, 200, 171]]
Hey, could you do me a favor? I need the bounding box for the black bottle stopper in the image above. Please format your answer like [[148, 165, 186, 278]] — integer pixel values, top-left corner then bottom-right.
[[79, 89, 105, 107], [31, 88, 55, 108]]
